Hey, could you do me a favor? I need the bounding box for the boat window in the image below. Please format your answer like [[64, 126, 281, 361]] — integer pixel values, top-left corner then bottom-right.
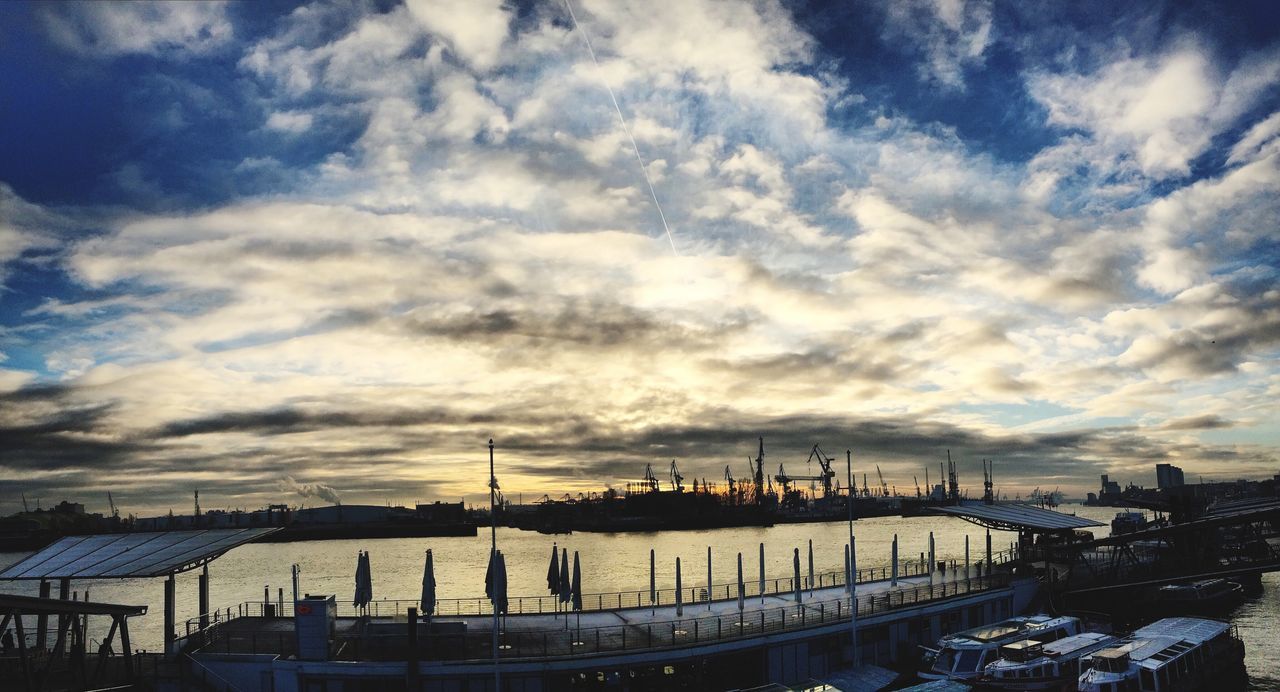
[[935, 649, 957, 673], [1141, 668, 1156, 690], [957, 649, 983, 672]]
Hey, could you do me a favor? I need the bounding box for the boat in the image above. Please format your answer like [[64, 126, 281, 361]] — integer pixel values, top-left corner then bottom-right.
[[919, 614, 1083, 681], [981, 632, 1117, 690], [1111, 511, 1149, 535], [1149, 579, 1244, 615], [1077, 617, 1245, 691]]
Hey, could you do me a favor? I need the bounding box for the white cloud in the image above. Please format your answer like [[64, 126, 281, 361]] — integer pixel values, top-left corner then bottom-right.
[[265, 111, 314, 134], [40, 2, 232, 57], [881, 0, 994, 90], [404, 0, 511, 71], [1028, 46, 1280, 180]]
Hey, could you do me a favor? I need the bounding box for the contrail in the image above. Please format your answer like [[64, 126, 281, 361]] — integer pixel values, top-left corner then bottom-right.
[[563, 0, 679, 256]]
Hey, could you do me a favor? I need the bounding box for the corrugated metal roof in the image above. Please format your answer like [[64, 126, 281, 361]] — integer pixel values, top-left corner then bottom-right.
[[1133, 617, 1229, 644], [0, 528, 279, 580], [928, 504, 1103, 531]]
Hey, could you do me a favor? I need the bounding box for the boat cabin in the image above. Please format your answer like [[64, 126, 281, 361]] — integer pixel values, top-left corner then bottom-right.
[[921, 614, 1082, 680], [1078, 617, 1245, 692]]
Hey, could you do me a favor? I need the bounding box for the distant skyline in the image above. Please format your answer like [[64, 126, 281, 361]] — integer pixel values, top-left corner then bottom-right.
[[1, 0, 1278, 515]]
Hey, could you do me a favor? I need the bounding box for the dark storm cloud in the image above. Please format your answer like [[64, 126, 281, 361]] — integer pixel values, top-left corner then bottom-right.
[[0, 386, 152, 470], [393, 300, 755, 361], [1125, 290, 1280, 377], [155, 406, 502, 438], [1161, 414, 1235, 431]]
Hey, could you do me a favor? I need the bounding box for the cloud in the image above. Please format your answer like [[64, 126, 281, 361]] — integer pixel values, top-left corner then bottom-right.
[[1027, 45, 1280, 180], [880, 0, 994, 90], [3, 0, 1280, 514], [39, 2, 233, 57], [403, 0, 511, 71], [1161, 414, 1234, 431], [264, 111, 314, 134]]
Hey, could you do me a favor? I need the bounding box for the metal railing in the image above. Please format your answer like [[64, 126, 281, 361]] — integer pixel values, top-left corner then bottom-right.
[[191, 548, 1017, 628], [190, 573, 1011, 662]]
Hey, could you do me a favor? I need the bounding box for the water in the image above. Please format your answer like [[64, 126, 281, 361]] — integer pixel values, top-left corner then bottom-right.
[[0, 505, 1275, 687]]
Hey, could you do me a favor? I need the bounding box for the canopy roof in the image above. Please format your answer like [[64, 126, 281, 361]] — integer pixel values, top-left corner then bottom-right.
[[0, 528, 280, 580], [0, 592, 146, 617], [928, 504, 1103, 532]]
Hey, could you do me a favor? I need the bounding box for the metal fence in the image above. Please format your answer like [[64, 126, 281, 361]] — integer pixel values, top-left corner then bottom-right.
[[190, 548, 1017, 629], [188, 573, 1011, 663]]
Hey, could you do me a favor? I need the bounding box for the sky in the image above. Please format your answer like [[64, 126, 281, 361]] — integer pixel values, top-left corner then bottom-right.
[[1, 0, 1278, 516]]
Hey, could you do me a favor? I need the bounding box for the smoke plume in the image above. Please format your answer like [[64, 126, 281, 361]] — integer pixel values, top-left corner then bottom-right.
[[279, 476, 341, 505]]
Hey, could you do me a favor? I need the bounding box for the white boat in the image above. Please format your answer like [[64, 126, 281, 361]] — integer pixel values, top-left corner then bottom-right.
[[919, 614, 1083, 681], [982, 631, 1117, 690], [1077, 617, 1245, 691]]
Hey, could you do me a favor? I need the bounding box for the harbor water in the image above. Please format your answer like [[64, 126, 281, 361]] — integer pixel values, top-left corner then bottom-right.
[[1, 504, 1275, 688]]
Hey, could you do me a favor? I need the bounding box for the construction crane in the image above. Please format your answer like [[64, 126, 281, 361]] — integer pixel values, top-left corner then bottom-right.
[[21, 492, 29, 513], [982, 459, 994, 504], [643, 463, 659, 494], [669, 460, 684, 492], [875, 465, 889, 497], [774, 444, 837, 498], [946, 450, 960, 503], [914, 476, 921, 498], [107, 492, 119, 520], [724, 466, 736, 500], [747, 437, 757, 501]]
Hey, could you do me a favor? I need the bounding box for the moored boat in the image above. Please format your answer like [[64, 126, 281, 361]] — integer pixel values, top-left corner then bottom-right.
[[1077, 617, 1245, 691], [982, 631, 1117, 690], [919, 614, 1083, 681], [1149, 579, 1243, 616]]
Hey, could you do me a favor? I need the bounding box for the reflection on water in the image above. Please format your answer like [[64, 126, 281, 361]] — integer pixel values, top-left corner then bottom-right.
[[0, 504, 1274, 687]]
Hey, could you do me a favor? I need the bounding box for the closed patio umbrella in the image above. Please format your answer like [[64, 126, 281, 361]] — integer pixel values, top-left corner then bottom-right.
[[353, 551, 365, 610], [547, 543, 560, 615], [559, 548, 571, 607], [485, 548, 496, 601], [571, 551, 583, 612], [736, 552, 745, 612], [363, 552, 374, 608], [675, 557, 683, 617], [649, 549, 656, 613], [493, 551, 508, 616], [792, 548, 801, 604], [421, 549, 436, 621], [547, 543, 560, 596], [808, 539, 814, 592]]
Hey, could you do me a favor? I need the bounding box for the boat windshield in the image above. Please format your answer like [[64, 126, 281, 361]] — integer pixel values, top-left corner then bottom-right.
[[956, 649, 984, 672], [934, 648, 958, 673]]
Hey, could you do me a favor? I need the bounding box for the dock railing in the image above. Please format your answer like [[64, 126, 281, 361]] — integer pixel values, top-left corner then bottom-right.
[[190, 548, 1017, 629], [189, 572, 1011, 662]]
